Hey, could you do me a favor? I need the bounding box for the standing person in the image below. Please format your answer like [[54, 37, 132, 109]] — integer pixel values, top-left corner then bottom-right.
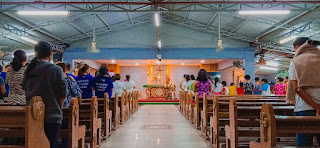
[[124, 75, 136, 92], [243, 75, 254, 95], [5, 50, 28, 105], [56, 63, 81, 107], [284, 76, 289, 95], [222, 81, 229, 95], [0, 65, 9, 97], [212, 77, 223, 95], [189, 75, 196, 92], [66, 63, 76, 80], [179, 74, 186, 90], [23, 41, 66, 148], [112, 74, 127, 98], [182, 75, 191, 91], [254, 77, 262, 95], [228, 83, 237, 95], [260, 79, 271, 95], [193, 69, 212, 97], [273, 77, 285, 96], [237, 82, 244, 95], [92, 65, 113, 98], [56, 62, 81, 148], [286, 37, 320, 147], [76, 64, 93, 99]]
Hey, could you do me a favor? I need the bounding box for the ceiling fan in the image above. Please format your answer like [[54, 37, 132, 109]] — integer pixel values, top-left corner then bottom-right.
[[216, 13, 228, 52], [89, 13, 99, 53]]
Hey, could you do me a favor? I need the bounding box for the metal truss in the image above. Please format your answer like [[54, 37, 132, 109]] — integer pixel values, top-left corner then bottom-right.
[[1, 1, 320, 12], [162, 14, 257, 43], [60, 14, 153, 43]]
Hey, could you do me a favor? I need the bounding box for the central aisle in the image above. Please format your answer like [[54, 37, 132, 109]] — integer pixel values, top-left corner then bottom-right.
[[101, 105, 210, 148]]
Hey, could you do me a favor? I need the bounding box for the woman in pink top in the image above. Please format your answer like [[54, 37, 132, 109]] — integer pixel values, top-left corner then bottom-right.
[[273, 77, 285, 95]]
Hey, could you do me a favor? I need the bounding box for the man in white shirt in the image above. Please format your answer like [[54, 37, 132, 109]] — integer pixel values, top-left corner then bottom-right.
[[112, 74, 127, 98], [288, 37, 320, 147]]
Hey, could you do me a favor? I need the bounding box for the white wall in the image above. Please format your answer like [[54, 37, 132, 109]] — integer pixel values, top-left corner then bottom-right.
[[120, 66, 150, 98], [220, 68, 234, 87], [169, 65, 200, 98]]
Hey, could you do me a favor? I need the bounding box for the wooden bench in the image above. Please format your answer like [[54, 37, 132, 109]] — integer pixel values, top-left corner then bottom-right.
[[187, 92, 194, 124], [225, 99, 294, 148], [78, 96, 102, 148], [193, 93, 202, 128], [79, 93, 112, 138], [208, 96, 288, 148], [132, 91, 139, 113], [250, 104, 320, 148], [110, 93, 121, 129], [60, 98, 86, 148], [0, 96, 50, 148]]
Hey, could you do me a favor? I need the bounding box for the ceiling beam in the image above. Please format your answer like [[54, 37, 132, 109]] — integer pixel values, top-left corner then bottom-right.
[[84, 0, 111, 30], [3, 12, 64, 42]]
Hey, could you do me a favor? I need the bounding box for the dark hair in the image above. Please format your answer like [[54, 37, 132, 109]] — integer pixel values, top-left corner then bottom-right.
[[262, 78, 268, 83], [214, 77, 219, 87], [293, 37, 310, 47], [255, 77, 260, 81], [239, 82, 243, 87], [285, 76, 288, 79], [222, 81, 227, 86], [185, 75, 190, 82], [277, 77, 284, 82], [56, 62, 67, 73], [95, 65, 109, 82], [208, 77, 213, 83], [190, 75, 195, 80], [78, 64, 90, 77], [115, 74, 121, 80], [5, 65, 10, 69], [66, 63, 71, 70], [244, 75, 251, 80], [11, 50, 27, 71], [183, 74, 186, 78], [0, 65, 3, 73], [25, 41, 53, 78], [197, 69, 208, 83], [126, 75, 130, 82], [230, 83, 234, 86]]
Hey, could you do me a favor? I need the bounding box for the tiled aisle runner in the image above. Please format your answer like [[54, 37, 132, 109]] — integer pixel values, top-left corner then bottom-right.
[[101, 105, 210, 148]]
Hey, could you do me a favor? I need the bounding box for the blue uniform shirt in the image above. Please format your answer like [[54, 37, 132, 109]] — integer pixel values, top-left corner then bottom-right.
[[76, 74, 93, 99], [93, 76, 113, 99], [0, 72, 9, 96]]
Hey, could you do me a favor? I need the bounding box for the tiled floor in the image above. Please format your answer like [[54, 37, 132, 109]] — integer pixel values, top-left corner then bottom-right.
[[101, 105, 210, 148]]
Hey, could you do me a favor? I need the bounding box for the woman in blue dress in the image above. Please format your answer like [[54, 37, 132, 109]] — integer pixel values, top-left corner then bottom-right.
[[92, 65, 113, 98], [76, 64, 93, 99]]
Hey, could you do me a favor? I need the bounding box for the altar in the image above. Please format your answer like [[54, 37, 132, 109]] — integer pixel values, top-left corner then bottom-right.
[[143, 85, 168, 98]]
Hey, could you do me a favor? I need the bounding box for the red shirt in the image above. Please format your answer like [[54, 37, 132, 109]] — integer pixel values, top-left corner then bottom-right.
[[237, 87, 244, 95]]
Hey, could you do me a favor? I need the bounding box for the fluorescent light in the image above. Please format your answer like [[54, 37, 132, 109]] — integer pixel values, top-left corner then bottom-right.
[[111, 59, 115, 63], [26, 51, 35, 56], [238, 10, 290, 15], [260, 66, 278, 71], [181, 63, 184, 66], [158, 40, 162, 49], [18, 11, 70, 16], [279, 35, 297, 44], [155, 13, 160, 27], [201, 60, 205, 63], [21, 36, 38, 44], [266, 61, 279, 67], [136, 63, 139, 66]]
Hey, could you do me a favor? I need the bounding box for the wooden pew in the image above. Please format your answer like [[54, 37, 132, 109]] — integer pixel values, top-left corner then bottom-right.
[[193, 93, 202, 128], [0, 96, 50, 148], [110, 93, 121, 129], [79, 93, 112, 138], [60, 98, 86, 148], [225, 99, 294, 148], [120, 92, 127, 123], [133, 91, 139, 113], [187, 92, 194, 124], [208, 96, 288, 148], [250, 104, 320, 148], [124, 92, 130, 121], [78, 96, 102, 148]]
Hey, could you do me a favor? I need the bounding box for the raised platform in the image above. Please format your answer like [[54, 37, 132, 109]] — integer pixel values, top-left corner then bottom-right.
[[138, 98, 179, 105]]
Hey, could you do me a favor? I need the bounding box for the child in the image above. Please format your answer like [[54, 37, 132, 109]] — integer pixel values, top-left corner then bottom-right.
[[237, 82, 244, 95], [222, 81, 229, 95], [243, 75, 254, 95], [228, 83, 237, 95], [273, 77, 285, 96], [260, 78, 271, 95], [254, 77, 261, 95]]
